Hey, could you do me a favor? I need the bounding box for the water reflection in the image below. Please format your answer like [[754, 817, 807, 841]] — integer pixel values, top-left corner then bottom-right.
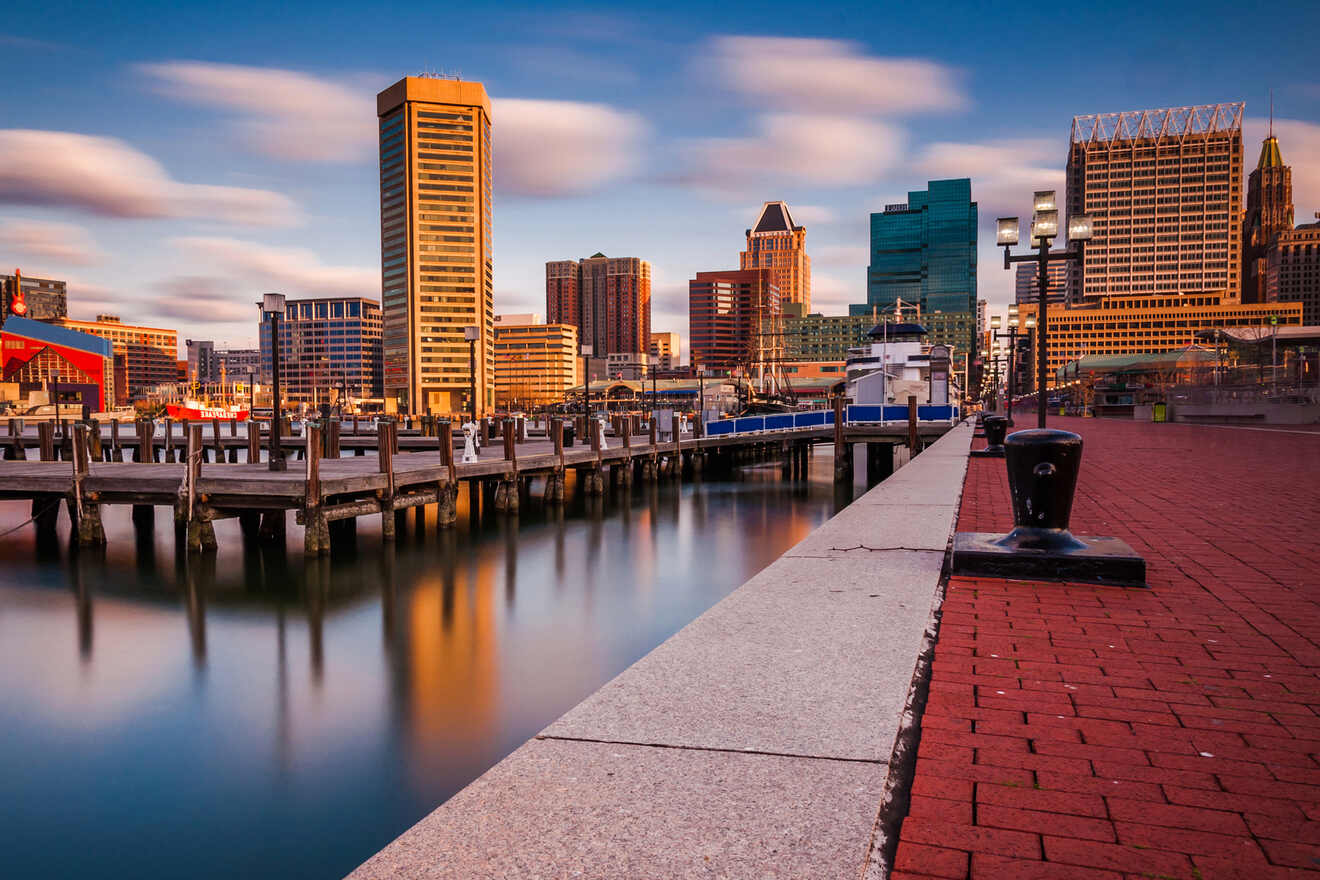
[[0, 450, 856, 879]]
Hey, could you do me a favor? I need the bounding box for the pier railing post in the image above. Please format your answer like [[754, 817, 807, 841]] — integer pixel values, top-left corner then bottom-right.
[[833, 395, 851, 484], [211, 418, 223, 464], [38, 420, 55, 461], [109, 418, 122, 462], [137, 419, 153, 463], [6, 418, 22, 460], [907, 395, 920, 457], [163, 418, 175, 462], [247, 418, 261, 463], [437, 419, 457, 526]]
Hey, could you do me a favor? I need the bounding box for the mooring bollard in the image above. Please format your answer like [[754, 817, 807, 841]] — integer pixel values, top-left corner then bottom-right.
[[972, 415, 1009, 458], [952, 428, 1145, 586]]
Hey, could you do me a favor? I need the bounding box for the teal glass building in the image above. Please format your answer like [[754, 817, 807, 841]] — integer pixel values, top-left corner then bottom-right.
[[851, 178, 977, 360]]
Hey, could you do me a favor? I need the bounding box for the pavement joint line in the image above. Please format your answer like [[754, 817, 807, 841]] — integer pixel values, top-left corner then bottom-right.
[[532, 734, 889, 766]]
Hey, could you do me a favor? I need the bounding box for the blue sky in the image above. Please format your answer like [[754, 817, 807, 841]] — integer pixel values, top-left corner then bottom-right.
[[2, 0, 1317, 357]]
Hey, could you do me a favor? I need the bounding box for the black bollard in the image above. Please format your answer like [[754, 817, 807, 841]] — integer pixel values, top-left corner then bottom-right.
[[971, 415, 1008, 457], [952, 429, 1145, 586]]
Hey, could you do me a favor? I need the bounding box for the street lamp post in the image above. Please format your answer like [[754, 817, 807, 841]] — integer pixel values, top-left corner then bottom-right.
[[464, 325, 479, 424], [991, 306, 1026, 426], [261, 292, 287, 471], [998, 192, 1091, 428]]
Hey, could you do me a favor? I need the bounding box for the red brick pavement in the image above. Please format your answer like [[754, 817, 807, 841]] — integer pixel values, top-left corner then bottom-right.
[[894, 417, 1320, 880]]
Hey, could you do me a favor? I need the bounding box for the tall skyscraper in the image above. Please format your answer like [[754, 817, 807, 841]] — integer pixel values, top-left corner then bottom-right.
[[544, 254, 651, 356], [688, 269, 780, 371], [740, 201, 811, 311], [1015, 262, 1069, 305], [853, 179, 977, 359], [1242, 127, 1294, 303], [377, 76, 493, 416], [1066, 104, 1243, 301]]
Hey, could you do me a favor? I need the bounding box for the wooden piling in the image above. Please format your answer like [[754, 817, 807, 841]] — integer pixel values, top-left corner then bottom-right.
[[833, 395, 851, 484], [110, 418, 123, 461], [72, 423, 105, 547], [183, 424, 217, 553], [303, 424, 328, 556], [247, 419, 261, 463], [437, 420, 457, 526], [379, 419, 396, 541], [136, 419, 153, 463], [38, 420, 54, 461]]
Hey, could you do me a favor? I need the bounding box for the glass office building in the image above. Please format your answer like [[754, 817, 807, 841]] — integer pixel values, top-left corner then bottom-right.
[[259, 296, 383, 405], [852, 178, 977, 357]]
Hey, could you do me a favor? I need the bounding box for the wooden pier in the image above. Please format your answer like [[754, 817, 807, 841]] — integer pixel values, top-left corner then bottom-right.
[[0, 410, 952, 556]]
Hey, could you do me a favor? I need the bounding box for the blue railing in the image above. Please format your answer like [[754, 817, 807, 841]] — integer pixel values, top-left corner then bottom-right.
[[703, 404, 957, 439]]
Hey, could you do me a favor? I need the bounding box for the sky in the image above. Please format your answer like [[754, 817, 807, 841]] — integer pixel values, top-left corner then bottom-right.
[[2, 0, 1318, 359]]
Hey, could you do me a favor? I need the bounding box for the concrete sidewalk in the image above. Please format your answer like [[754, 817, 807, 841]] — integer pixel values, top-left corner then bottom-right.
[[894, 417, 1320, 880], [349, 423, 973, 879]]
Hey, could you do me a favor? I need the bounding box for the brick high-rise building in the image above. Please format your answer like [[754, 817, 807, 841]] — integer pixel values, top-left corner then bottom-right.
[[377, 76, 493, 416], [1267, 217, 1320, 325], [544, 254, 651, 356], [1243, 129, 1294, 303], [1066, 104, 1244, 301], [688, 269, 780, 371], [55, 315, 177, 402], [740, 201, 811, 311]]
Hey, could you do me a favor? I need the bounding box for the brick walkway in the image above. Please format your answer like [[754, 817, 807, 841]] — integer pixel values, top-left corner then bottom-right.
[[894, 417, 1320, 880]]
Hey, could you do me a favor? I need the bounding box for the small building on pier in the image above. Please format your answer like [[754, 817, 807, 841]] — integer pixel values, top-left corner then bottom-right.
[[1, 315, 114, 412]]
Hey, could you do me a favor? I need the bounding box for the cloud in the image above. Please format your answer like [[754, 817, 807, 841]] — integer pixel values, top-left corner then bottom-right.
[[684, 113, 904, 196], [0, 219, 103, 266], [810, 272, 857, 312], [507, 47, 639, 87], [1245, 117, 1320, 218], [169, 236, 377, 297], [0, 130, 299, 225], [151, 276, 258, 322], [494, 98, 648, 197], [138, 61, 376, 162], [915, 138, 1066, 219], [812, 244, 870, 267], [710, 37, 965, 115]]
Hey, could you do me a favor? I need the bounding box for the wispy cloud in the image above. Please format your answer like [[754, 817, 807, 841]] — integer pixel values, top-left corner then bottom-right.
[[0, 219, 103, 266], [0, 130, 299, 225], [683, 113, 905, 196], [168, 236, 377, 297], [151, 276, 259, 323], [710, 37, 966, 115], [137, 61, 377, 163], [495, 98, 648, 197]]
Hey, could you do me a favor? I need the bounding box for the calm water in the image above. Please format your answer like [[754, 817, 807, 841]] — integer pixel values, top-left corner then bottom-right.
[[0, 452, 858, 879]]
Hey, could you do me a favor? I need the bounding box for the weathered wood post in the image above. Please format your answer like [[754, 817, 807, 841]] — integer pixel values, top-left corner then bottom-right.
[[833, 394, 851, 484], [89, 420, 103, 463], [543, 417, 565, 504], [247, 418, 261, 464], [326, 419, 341, 458], [436, 420, 457, 527], [211, 418, 223, 464], [183, 424, 217, 553], [38, 420, 55, 461], [6, 418, 22, 460], [72, 423, 106, 547], [163, 418, 175, 462], [303, 424, 328, 556], [495, 418, 519, 513], [907, 395, 920, 457], [109, 418, 123, 461], [378, 418, 396, 541], [136, 419, 153, 463], [584, 411, 604, 495]]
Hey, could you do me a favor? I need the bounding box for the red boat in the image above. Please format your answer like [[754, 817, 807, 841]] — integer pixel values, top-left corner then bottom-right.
[[166, 400, 249, 421]]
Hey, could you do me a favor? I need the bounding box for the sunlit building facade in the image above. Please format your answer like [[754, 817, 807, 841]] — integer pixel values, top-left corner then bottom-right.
[[740, 201, 811, 311], [1267, 219, 1320, 325], [1019, 293, 1301, 383], [493, 319, 579, 409], [1242, 132, 1293, 304], [689, 269, 780, 371], [259, 297, 383, 405], [377, 76, 493, 416], [546, 254, 651, 357], [55, 315, 177, 401], [1066, 104, 1244, 301], [648, 331, 681, 370]]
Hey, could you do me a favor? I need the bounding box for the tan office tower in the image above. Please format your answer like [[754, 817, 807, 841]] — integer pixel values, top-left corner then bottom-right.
[[740, 201, 811, 311], [377, 76, 493, 416], [1066, 104, 1243, 301], [1242, 128, 1294, 303]]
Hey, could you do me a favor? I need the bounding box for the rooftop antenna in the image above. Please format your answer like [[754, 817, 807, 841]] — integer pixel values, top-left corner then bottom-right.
[[1269, 89, 1274, 138]]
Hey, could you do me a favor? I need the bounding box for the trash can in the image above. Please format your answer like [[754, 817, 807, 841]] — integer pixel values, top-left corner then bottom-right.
[[1152, 402, 1167, 423]]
